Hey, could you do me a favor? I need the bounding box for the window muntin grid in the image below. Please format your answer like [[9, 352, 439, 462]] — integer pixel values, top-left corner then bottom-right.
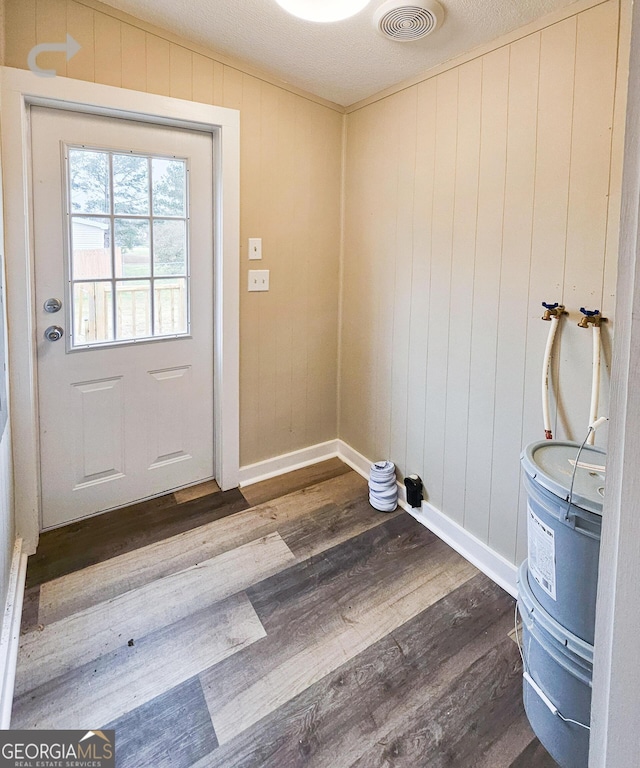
[[65, 146, 190, 349]]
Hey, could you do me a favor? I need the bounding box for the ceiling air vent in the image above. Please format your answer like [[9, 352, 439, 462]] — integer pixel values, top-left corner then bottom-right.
[[374, 0, 444, 42]]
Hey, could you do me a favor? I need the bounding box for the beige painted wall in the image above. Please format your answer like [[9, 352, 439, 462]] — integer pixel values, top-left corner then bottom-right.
[[341, 0, 621, 564], [5, 0, 343, 467]]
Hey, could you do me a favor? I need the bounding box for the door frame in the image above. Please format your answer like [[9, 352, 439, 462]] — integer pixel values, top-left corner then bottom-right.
[[590, 0, 640, 763], [1, 66, 240, 554]]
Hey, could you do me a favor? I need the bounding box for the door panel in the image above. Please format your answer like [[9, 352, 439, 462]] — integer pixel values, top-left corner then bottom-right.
[[31, 107, 215, 529], [147, 365, 192, 467], [72, 376, 125, 487]]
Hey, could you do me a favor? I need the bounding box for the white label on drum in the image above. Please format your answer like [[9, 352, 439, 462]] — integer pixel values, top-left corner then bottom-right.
[[527, 506, 557, 600]]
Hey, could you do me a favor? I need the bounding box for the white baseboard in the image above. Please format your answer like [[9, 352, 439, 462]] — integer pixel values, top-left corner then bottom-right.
[[406, 504, 518, 598], [336, 440, 373, 477], [0, 538, 28, 728], [336, 440, 518, 598], [238, 440, 339, 487], [238, 438, 518, 597]]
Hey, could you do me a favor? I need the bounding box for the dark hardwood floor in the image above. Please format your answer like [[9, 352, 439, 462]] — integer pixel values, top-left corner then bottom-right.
[[14, 458, 555, 767]]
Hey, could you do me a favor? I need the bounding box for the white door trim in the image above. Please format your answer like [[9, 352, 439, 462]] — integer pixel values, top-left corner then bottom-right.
[[590, 1, 640, 763], [0, 67, 240, 554]]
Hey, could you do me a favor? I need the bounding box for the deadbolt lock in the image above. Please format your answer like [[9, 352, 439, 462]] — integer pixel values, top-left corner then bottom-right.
[[44, 325, 64, 342], [44, 298, 62, 313]]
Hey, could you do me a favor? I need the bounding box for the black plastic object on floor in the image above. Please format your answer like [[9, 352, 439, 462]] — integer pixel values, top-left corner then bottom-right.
[[404, 475, 423, 508]]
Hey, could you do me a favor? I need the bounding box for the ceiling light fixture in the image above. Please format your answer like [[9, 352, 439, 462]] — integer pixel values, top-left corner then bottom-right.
[[273, 0, 371, 23]]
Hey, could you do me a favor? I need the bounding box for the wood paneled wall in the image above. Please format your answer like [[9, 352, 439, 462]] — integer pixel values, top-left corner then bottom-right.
[[341, 0, 621, 564], [4, 0, 343, 467], [3, 0, 625, 566]]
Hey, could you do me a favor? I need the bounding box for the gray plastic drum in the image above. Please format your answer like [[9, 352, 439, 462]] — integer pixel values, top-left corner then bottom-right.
[[518, 562, 592, 768], [521, 440, 605, 644]]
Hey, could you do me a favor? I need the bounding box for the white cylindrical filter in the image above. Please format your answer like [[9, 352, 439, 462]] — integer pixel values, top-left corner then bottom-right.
[[369, 461, 398, 512]]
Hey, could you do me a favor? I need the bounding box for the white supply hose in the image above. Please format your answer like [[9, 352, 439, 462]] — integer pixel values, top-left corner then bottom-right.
[[542, 316, 560, 440], [588, 325, 601, 445]]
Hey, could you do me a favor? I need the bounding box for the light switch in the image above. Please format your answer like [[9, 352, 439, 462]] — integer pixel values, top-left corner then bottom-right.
[[248, 238, 262, 260], [248, 269, 269, 292]]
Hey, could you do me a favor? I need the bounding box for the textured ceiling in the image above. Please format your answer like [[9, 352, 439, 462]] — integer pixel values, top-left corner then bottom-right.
[[101, 0, 581, 106]]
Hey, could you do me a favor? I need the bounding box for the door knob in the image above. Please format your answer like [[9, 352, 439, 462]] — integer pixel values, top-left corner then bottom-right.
[[44, 325, 64, 342]]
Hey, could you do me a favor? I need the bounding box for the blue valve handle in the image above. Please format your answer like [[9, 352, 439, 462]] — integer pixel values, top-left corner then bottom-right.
[[579, 308, 600, 317], [542, 302, 559, 309]]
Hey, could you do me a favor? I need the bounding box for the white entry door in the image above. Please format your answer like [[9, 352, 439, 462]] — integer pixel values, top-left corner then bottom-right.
[[31, 107, 215, 529]]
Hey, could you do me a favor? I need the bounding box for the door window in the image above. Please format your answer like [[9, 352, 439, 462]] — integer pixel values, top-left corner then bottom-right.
[[66, 147, 189, 347]]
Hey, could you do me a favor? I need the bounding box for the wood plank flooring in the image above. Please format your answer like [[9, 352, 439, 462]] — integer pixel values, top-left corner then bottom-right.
[[14, 460, 554, 767]]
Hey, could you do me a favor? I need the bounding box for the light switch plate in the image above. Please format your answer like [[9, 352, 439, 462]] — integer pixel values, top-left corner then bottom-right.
[[248, 238, 262, 260], [248, 269, 269, 292]]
